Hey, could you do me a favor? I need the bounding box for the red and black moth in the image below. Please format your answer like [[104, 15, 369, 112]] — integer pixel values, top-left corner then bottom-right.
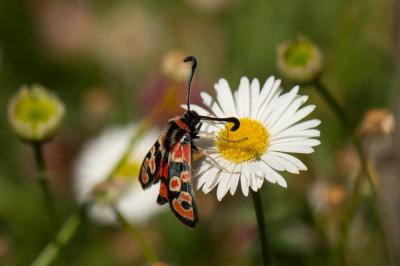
[[139, 56, 240, 228]]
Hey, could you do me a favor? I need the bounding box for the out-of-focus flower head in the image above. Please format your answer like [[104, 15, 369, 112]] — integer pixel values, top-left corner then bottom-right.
[[8, 84, 65, 143], [359, 109, 395, 136], [138, 51, 202, 125], [74, 124, 162, 225], [308, 180, 347, 213], [187, 76, 320, 200], [82, 87, 113, 127], [277, 35, 322, 83], [161, 50, 191, 83]]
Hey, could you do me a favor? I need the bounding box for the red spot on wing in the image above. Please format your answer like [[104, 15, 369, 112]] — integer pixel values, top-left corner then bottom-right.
[[180, 192, 192, 202], [169, 176, 181, 192], [172, 199, 194, 221], [149, 159, 155, 174], [180, 171, 190, 182], [140, 167, 149, 184], [183, 144, 191, 162], [159, 181, 167, 199]]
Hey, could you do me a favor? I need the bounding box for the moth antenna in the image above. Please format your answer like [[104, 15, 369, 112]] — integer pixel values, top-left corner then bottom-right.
[[198, 115, 240, 131], [183, 55, 198, 111], [217, 136, 248, 143]]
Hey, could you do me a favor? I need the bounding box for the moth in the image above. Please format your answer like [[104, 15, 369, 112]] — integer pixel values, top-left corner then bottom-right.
[[139, 56, 240, 228]]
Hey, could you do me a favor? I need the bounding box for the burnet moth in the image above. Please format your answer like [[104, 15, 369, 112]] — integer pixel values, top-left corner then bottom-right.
[[139, 56, 240, 228]]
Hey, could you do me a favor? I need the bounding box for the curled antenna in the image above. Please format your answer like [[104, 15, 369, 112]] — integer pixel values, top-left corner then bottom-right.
[[198, 115, 240, 131], [183, 55, 240, 132], [183, 56, 197, 111]]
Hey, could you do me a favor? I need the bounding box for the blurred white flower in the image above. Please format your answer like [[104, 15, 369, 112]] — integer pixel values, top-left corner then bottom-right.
[[188, 76, 320, 200], [74, 124, 162, 225]]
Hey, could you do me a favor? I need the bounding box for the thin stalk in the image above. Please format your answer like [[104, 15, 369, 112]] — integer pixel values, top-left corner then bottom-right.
[[313, 78, 389, 264], [31, 210, 82, 266], [32, 142, 57, 227], [251, 191, 270, 266], [113, 208, 158, 264]]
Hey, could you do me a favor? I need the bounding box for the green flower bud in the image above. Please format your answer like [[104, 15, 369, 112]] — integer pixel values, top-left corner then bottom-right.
[[8, 84, 65, 142], [277, 36, 322, 83]]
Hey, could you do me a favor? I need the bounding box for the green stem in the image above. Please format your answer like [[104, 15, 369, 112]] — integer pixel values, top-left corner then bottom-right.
[[251, 191, 270, 266], [313, 78, 389, 264], [31, 210, 82, 266], [32, 142, 57, 227], [113, 208, 158, 264]]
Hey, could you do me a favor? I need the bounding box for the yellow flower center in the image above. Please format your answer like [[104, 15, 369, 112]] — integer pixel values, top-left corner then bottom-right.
[[216, 118, 269, 163]]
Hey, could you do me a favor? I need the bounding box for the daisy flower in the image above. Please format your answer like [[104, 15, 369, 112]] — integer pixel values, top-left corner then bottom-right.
[[188, 76, 320, 200], [74, 124, 162, 224]]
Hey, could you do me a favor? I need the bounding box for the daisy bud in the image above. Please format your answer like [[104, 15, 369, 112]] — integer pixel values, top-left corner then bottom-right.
[[161, 50, 190, 83], [359, 109, 395, 136], [8, 84, 65, 143], [277, 35, 322, 83]]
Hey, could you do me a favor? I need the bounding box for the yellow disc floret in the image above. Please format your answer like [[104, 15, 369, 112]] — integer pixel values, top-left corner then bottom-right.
[[216, 118, 269, 163]]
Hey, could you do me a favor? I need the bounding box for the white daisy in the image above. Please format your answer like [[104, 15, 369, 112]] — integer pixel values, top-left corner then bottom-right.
[[188, 76, 320, 200], [74, 124, 162, 225]]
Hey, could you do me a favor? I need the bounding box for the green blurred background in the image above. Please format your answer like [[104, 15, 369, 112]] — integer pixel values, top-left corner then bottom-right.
[[0, 0, 396, 265]]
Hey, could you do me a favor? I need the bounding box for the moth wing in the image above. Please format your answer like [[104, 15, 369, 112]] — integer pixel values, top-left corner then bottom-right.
[[167, 133, 199, 228], [139, 133, 164, 189]]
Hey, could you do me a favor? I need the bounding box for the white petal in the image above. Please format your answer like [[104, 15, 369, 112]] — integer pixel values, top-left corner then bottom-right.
[[240, 164, 250, 196], [271, 104, 316, 135], [270, 152, 308, 171], [197, 167, 214, 189], [265, 86, 299, 128], [181, 104, 211, 116], [261, 162, 288, 188], [229, 169, 240, 195], [261, 153, 285, 171], [215, 79, 237, 117], [216, 172, 231, 201], [201, 92, 225, 117], [270, 137, 320, 146], [203, 168, 221, 193], [271, 129, 320, 140], [256, 174, 264, 189], [236, 77, 250, 117], [273, 119, 321, 139], [245, 162, 258, 192], [250, 78, 260, 119], [249, 161, 264, 176], [257, 79, 282, 120], [274, 139, 321, 147], [248, 160, 265, 188], [266, 152, 300, 174], [258, 161, 277, 184], [269, 145, 315, 154], [256, 76, 275, 111]]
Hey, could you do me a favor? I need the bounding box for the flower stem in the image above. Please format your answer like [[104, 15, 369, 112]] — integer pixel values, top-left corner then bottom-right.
[[251, 190, 270, 266], [32, 210, 82, 266], [32, 142, 57, 227], [313, 78, 389, 263], [113, 208, 158, 264]]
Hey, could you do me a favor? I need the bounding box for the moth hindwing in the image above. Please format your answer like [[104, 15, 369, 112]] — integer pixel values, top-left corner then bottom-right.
[[139, 118, 199, 228]]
